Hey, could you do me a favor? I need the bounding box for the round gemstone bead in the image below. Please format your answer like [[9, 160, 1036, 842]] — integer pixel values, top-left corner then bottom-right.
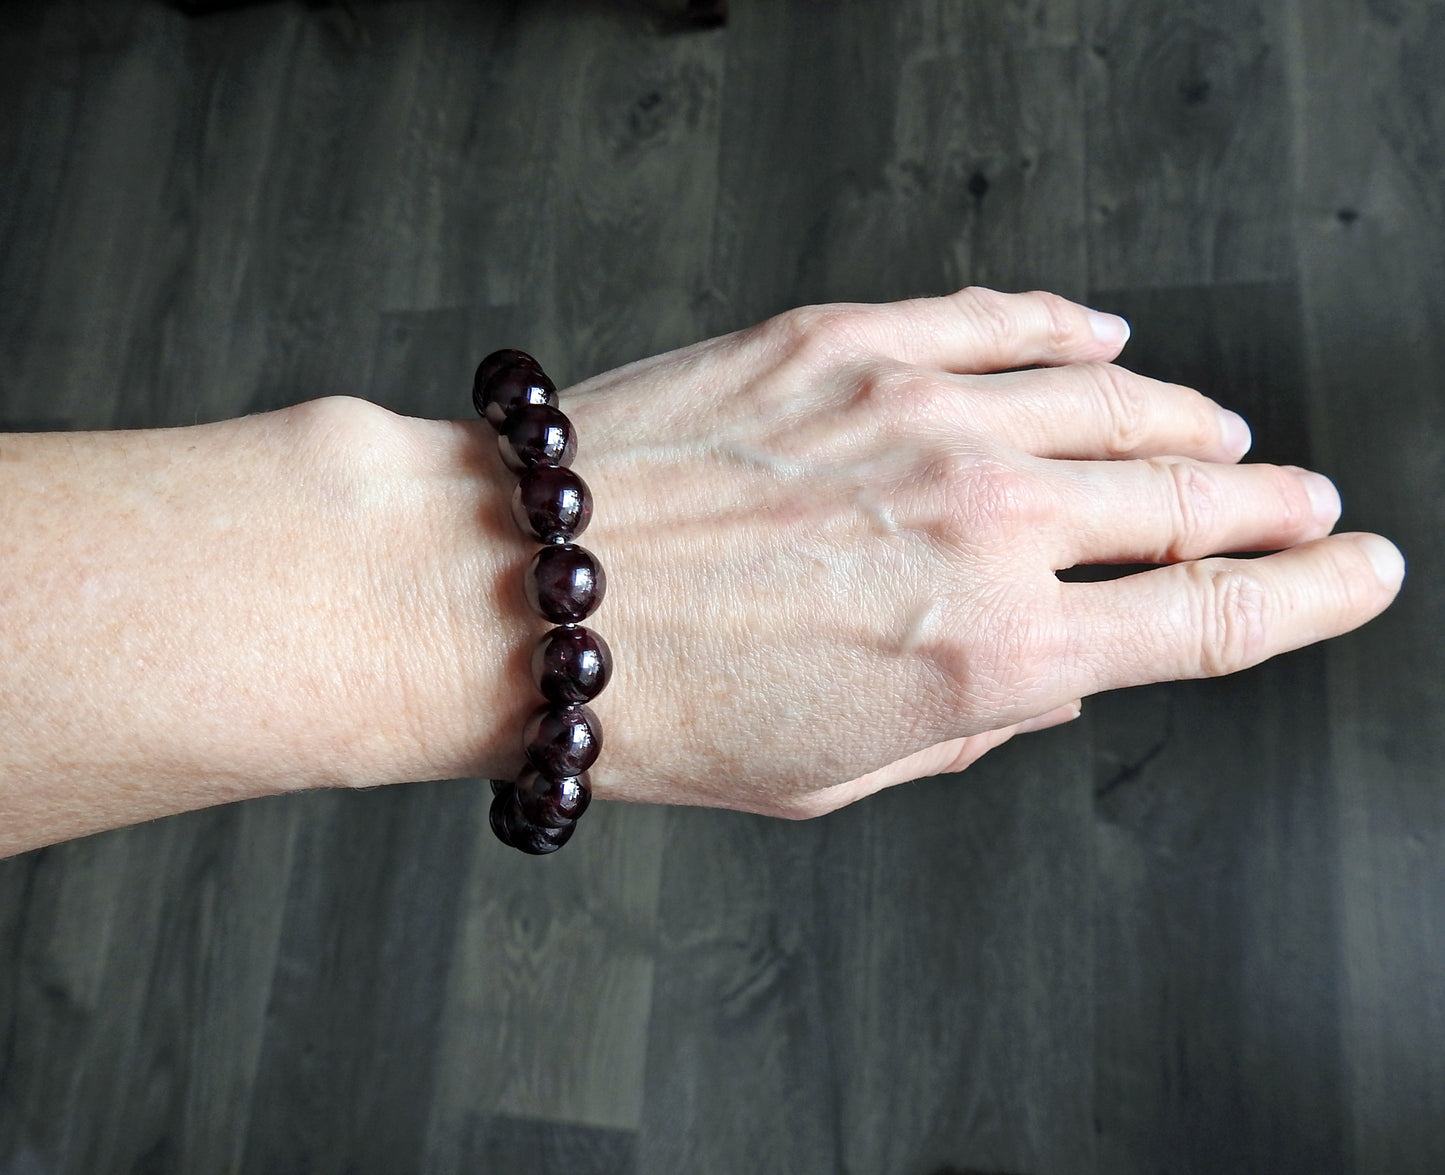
[[514, 766, 592, 828], [524, 703, 603, 778], [524, 543, 606, 624], [473, 351, 556, 429], [498, 404, 577, 471], [474, 348, 538, 393], [511, 466, 592, 544], [532, 625, 612, 704], [489, 788, 575, 855]]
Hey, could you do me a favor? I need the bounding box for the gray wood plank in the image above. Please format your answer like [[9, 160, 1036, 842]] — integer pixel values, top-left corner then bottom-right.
[[239, 784, 476, 1175], [708, 0, 1090, 335], [1084, 0, 1296, 289], [458, 1112, 636, 1175], [1288, 2, 1445, 1170], [0, 799, 301, 1174]]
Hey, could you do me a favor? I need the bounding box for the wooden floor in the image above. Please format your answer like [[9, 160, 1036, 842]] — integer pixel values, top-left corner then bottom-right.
[[0, 1, 1441, 1172]]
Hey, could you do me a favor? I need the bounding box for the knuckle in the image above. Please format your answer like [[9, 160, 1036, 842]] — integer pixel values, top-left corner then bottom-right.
[[1275, 468, 1320, 535], [1184, 387, 1225, 452], [1086, 363, 1153, 457], [926, 450, 1048, 535], [1159, 459, 1222, 561], [954, 285, 1018, 352], [851, 363, 946, 426], [1026, 289, 1082, 351], [926, 589, 1063, 709], [1189, 562, 1270, 677], [769, 302, 869, 366], [1329, 541, 1383, 615]]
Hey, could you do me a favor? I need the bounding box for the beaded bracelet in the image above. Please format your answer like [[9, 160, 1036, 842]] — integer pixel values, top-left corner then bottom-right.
[[473, 349, 612, 855]]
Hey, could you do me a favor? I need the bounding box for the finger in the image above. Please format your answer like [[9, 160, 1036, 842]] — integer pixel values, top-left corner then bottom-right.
[[1061, 533, 1405, 696], [800, 702, 1085, 815], [817, 287, 1131, 373], [954, 363, 1252, 462], [1045, 457, 1341, 568]]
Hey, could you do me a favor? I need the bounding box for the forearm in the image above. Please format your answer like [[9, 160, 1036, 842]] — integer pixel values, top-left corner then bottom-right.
[[0, 398, 522, 855], [0, 288, 1403, 856]]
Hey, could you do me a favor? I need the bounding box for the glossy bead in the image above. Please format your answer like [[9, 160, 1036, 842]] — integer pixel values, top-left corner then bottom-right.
[[474, 348, 539, 393], [489, 788, 576, 855], [524, 703, 603, 778], [514, 766, 591, 828], [473, 352, 556, 429], [525, 544, 606, 624], [498, 404, 576, 471], [511, 466, 592, 543], [532, 625, 612, 704]]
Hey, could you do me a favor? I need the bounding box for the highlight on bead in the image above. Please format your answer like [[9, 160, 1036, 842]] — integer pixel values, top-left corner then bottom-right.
[[473, 350, 556, 429], [532, 625, 612, 704], [524, 543, 606, 625], [474, 349, 610, 856], [511, 465, 592, 544]]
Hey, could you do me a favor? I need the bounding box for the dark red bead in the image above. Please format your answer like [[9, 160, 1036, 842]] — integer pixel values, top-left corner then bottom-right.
[[489, 789, 575, 855], [532, 625, 612, 704], [524, 703, 603, 778], [524, 544, 606, 624], [475, 348, 538, 391], [498, 404, 576, 471], [511, 466, 592, 543], [473, 351, 557, 429], [514, 766, 591, 828]]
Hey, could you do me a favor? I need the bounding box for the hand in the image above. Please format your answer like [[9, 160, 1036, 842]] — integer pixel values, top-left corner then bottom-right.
[[402, 288, 1404, 820]]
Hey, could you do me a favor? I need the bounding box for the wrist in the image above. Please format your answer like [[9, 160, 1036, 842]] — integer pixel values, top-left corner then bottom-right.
[[340, 403, 532, 790]]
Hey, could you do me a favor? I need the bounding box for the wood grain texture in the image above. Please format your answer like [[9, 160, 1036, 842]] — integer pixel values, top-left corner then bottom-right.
[[0, 798, 302, 1173], [1288, 2, 1445, 1171], [1084, 0, 1296, 288], [0, 1, 1441, 1172], [457, 1112, 636, 1175], [709, 0, 1089, 332]]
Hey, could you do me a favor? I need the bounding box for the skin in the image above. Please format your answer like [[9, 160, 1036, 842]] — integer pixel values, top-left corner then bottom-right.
[[0, 288, 1405, 856]]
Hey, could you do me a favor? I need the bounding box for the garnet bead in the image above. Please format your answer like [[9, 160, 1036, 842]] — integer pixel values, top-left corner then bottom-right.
[[473, 348, 608, 856], [489, 788, 576, 855], [524, 543, 606, 624], [473, 351, 557, 429], [498, 404, 577, 471], [524, 703, 603, 777], [511, 465, 592, 543], [514, 766, 592, 828], [475, 348, 538, 393], [532, 624, 612, 704]]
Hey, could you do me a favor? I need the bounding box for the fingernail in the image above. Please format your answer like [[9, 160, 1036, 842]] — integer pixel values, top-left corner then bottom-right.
[[1354, 533, 1405, 589], [1288, 467, 1342, 526], [1088, 310, 1130, 348], [1219, 409, 1252, 457]]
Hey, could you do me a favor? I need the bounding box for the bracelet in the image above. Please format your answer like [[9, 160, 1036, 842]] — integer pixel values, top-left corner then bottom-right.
[[473, 349, 612, 855]]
